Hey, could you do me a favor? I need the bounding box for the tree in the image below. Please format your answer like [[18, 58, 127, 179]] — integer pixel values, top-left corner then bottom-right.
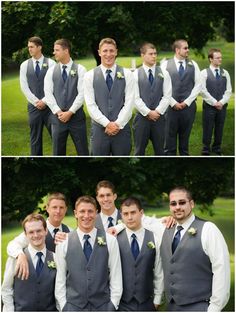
[[2, 158, 234, 221]]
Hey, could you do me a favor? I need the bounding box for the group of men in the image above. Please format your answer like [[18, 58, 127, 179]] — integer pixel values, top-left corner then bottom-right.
[[20, 36, 232, 156], [2, 181, 230, 311]]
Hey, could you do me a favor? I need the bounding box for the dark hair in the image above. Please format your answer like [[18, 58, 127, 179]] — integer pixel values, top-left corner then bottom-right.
[[120, 196, 143, 211], [22, 213, 47, 232], [75, 195, 97, 210], [169, 186, 193, 200], [140, 42, 156, 55], [54, 38, 72, 53], [208, 48, 221, 61], [96, 180, 116, 195], [28, 36, 43, 47]]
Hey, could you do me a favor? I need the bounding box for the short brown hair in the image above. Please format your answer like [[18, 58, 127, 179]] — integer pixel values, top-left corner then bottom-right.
[[75, 195, 97, 210], [47, 192, 67, 206], [22, 213, 47, 232], [140, 42, 156, 55], [28, 36, 43, 47], [96, 180, 116, 195], [172, 39, 188, 52], [208, 48, 221, 61], [54, 38, 71, 53], [169, 186, 193, 200], [99, 38, 117, 50], [120, 197, 143, 211]]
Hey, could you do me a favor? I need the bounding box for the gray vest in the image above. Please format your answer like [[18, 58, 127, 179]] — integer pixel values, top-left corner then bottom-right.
[[138, 66, 164, 110], [93, 65, 126, 124], [65, 229, 110, 309], [160, 217, 213, 305], [13, 248, 57, 311], [26, 57, 49, 101], [166, 58, 195, 102], [95, 211, 122, 231], [117, 229, 156, 304], [52, 62, 80, 111], [45, 223, 70, 252], [205, 68, 227, 102]]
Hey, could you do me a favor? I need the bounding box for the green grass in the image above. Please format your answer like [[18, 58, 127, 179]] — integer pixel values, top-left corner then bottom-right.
[[2, 41, 234, 156], [1, 198, 234, 311]]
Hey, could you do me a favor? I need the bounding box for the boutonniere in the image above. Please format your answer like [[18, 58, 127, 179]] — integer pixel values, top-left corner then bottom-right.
[[147, 241, 155, 249], [157, 73, 164, 80], [116, 71, 124, 79], [47, 260, 56, 269], [188, 227, 197, 236], [221, 71, 226, 78], [187, 61, 193, 67], [117, 219, 123, 224], [70, 69, 77, 77], [97, 236, 107, 246], [42, 63, 48, 69]]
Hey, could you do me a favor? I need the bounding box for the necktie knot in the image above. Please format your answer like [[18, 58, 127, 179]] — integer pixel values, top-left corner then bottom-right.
[[36, 251, 43, 258], [62, 65, 68, 82], [106, 69, 113, 91], [35, 61, 40, 77], [131, 233, 137, 239], [177, 225, 183, 231], [36, 252, 44, 276], [148, 68, 154, 85], [107, 217, 114, 228], [83, 234, 90, 241], [53, 228, 60, 238]]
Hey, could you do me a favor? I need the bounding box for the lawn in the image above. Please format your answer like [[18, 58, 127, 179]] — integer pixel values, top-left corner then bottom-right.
[[2, 41, 234, 156], [1, 197, 234, 311]]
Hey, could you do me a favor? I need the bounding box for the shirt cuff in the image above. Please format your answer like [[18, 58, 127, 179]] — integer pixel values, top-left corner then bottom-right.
[[154, 294, 162, 305], [207, 303, 221, 311]]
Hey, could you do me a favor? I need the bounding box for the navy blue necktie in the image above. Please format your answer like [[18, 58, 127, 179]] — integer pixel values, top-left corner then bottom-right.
[[35, 61, 40, 78], [178, 61, 184, 78], [83, 234, 92, 262], [62, 65, 68, 82], [148, 69, 154, 85], [106, 69, 113, 91], [107, 217, 114, 228], [131, 233, 139, 260], [53, 228, 60, 238], [172, 225, 183, 253], [215, 69, 220, 80], [35, 252, 44, 276]]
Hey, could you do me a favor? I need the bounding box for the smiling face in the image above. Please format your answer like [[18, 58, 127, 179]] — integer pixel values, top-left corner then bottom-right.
[[74, 201, 97, 233], [47, 199, 67, 227], [96, 187, 117, 215], [169, 190, 194, 223], [25, 220, 47, 250], [142, 48, 157, 67], [98, 43, 118, 68]]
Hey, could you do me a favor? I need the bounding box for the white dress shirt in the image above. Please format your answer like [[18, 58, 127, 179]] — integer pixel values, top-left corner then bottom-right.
[[200, 65, 232, 106], [19, 55, 56, 106], [173, 214, 230, 312], [100, 208, 119, 231], [7, 219, 72, 258], [161, 56, 202, 107], [133, 64, 172, 116], [44, 58, 87, 114], [55, 227, 122, 310], [2, 244, 48, 312], [83, 64, 134, 129], [125, 226, 164, 305]]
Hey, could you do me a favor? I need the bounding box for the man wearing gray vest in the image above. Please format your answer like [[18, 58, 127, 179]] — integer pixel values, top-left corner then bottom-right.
[[200, 48, 232, 156], [160, 186, 230, 311], [44, 39, 89, 155], [7, 192, 71, 280], [55, 195, 122, 311], [20, 36, 55, 155], [133, 42, 171, 155], [162, 39, 201, 155], [84, 38, 134, 155], [2, 214, 57, 311], [117, 197, 164, 311]]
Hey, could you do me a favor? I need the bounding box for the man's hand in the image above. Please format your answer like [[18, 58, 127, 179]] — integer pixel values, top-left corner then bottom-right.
[[15, 253, 29, 280], [106, 227, 118, 236], [147, 110, 160, 121], [35, 100, 47, 110], [57, 111, 73, 123], [214, 102, 223, 110], [54, 231, 68, 245], [162, 216, 176, 228], [105, 122, 120, 136], [173, 102, 186, 110], [154, 304, 160, 310]]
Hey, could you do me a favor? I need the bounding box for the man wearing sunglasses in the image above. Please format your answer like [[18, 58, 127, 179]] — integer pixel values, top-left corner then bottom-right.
[[160, 186, 230, 311]]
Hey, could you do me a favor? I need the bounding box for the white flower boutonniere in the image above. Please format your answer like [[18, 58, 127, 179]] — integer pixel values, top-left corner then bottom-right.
[[157, 73, 164, 80], [147, 241, 155, 249], [47, 260, 56, 269], [42, 63, 48, 69], [188, 227, 197, 236], [117, 71, 124, 79], [70, 69, 77, 77], [97, 236, 107, 246], [117, 219, 123, 224], [187, 61, 193, 67]]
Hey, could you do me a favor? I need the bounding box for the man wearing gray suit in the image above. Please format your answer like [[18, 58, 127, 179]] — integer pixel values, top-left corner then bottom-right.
[[44, 39, 89, 156], [2, 214, 57, 311], [161, 39, 201, 155], [133, 42, 172, 155], [160, 186, 230, 311], [117, 197, 164, 311], [20, 36, 55, 155], [84, 38, 134, 155], [55, 195, 122, 311]]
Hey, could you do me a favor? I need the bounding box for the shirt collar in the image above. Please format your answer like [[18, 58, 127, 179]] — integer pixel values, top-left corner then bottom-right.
[[143, 63, 156, 74], [76, 227, 97, 243], [174, 56, 186, 67], [126, 226, 144, 241], [210, 64, 220, 72], [28, 243, 47, 258], [32, 55, 44, 64], [100, 63, 117, 75], [60, 58, 73, 70], [176, 213, 195, 230], [100, 208, 118, 221], [46, 219, 62, 233]]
